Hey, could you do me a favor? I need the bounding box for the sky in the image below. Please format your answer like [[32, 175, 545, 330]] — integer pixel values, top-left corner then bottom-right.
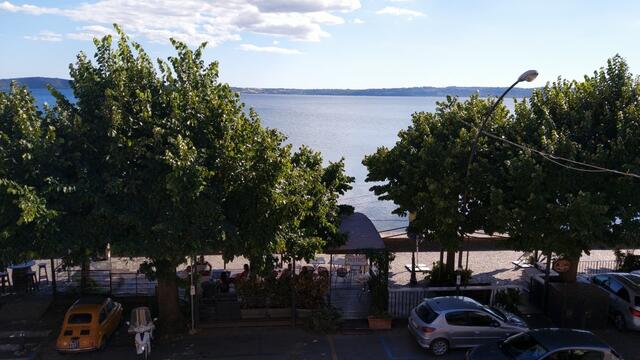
[[2, 0, 640, 89]]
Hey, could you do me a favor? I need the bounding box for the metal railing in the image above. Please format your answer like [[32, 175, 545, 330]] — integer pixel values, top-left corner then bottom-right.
[[576, 260, 620, 275], [56, 269, 156, 296], [388, 285, 524, 319]]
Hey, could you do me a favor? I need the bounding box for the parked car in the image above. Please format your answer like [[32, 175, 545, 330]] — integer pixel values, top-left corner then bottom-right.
[[467, 328, 622, 360], [407, 296, 528, 356], [591, 273, 640, 330], [56, 297, 123, 353]]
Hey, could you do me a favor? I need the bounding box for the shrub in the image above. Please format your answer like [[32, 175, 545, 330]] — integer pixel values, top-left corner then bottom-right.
[[615, 250, 640, 272], [294, 272, 329, 309], [425, 261, 472, 286], [305, 305, 342, 333], [493, 288, 522, 315]]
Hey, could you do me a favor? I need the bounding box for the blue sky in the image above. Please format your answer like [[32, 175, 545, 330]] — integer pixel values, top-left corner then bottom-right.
[[1, 0, 640, 89]]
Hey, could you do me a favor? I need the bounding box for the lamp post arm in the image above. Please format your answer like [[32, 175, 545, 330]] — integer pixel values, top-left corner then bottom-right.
[[464, 79, 520, 179]]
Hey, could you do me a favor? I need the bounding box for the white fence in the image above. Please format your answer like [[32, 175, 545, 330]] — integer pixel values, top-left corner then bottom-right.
[[388, 285, 524, 319]]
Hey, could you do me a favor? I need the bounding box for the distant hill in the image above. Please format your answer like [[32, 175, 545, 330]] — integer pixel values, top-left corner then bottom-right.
[[0, 77, 71, 90], [1, 77, 534, 97]]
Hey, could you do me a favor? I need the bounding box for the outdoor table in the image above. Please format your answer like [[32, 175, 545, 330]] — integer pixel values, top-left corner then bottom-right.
[[309, 257, 326, 269], [9, 260, 36, 292]]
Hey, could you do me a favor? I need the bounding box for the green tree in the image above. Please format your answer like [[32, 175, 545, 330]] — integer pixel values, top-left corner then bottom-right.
[[0, 84, 58, 264], [363, 96, 508, 274], [50, 27, 351, 331], [497, 55, 640, 281]]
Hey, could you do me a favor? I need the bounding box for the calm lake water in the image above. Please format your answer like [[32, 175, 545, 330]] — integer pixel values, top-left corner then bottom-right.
[[28, 88, 516, 230]]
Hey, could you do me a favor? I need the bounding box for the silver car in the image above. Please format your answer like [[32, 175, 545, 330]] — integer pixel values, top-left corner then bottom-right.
[[592, 273, 640, 331], [467, 328, 623, 360], [407, 296, 528, 356]]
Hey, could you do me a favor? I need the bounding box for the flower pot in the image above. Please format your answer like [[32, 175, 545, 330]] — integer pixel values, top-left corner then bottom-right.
[[367, 316, 392, 330]]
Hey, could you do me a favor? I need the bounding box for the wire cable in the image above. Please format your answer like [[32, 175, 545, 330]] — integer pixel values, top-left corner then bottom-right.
[[454, 118, 640, 179], [377, 226, 407, 233]]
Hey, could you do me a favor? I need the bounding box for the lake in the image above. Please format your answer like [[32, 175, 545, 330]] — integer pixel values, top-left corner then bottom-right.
[[28, 88, 516, 231]]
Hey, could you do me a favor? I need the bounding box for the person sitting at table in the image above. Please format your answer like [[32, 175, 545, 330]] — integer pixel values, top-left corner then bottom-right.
[[195, 255, 212, 275], [233, 264, 250, 283], [279, 264, 293, 279], [218, 271, 230, 293]]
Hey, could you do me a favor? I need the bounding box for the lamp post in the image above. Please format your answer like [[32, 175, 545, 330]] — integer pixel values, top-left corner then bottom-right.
[[465, 70, 538, 180], [458, 70, 538, 268]]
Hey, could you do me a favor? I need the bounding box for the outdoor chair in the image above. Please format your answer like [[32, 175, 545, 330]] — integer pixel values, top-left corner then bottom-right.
[[0, 268, 10, 293], [348, 265, 363, 279], [38, 263, 49, 285], [26, 270, 39, 292], [335, 267, 348, 285]]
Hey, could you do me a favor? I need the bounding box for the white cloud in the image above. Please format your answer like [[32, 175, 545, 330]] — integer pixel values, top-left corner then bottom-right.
[[352, 18, 364, 24], [376, 6, 424, 17], [0, 0, 361, 45], [388, 0, 414, 2], [66, 25, 115, 41], [24, 30, 63, 42], [1, 1, 60, 15], [249, 0, 360, 13], [239, 43, 302, 55]]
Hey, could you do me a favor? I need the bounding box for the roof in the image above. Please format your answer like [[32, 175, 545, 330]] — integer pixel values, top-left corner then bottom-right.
[[427, 296, 483, 312], [71, 297, 107, 310], [529, 329, 609, 351], [327, 212, 386, 254]]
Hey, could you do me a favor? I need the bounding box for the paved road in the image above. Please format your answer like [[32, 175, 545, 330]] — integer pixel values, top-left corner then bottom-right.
[[39, 321, 640, 360], [43, 325, 468, 360]]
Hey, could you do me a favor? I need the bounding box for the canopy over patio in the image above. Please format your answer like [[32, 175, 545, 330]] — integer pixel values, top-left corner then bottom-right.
[[327, 212, 386, 254]]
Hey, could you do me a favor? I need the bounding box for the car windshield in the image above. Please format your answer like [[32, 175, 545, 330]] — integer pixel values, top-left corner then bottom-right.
[[68, 313, 93, 324], [483, 306, 507, 321], [416, 303, 438, 324], [499, 333, 548, 360]]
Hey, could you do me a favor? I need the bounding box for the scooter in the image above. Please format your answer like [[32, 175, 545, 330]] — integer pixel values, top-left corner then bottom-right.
[[126, 307, 156, 359]]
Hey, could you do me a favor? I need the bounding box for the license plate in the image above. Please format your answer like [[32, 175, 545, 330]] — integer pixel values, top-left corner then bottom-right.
[[70, 339, 79, 349]]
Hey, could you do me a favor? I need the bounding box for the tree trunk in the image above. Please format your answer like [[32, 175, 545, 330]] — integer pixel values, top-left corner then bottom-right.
[[558, 255, 580, 283], [156, 268, 186, 334], [80, 259, 89, 293], [445, 250, 456, 274]]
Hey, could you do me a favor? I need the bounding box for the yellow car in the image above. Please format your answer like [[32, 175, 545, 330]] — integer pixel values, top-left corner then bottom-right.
[[56, 297, 123, 353]]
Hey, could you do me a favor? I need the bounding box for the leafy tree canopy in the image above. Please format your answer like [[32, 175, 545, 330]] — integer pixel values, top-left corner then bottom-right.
[[497, 55, 640, 259], [363, 95, 509, 251]]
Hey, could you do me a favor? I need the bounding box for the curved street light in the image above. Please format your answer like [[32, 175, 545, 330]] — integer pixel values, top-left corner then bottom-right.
[[409, 70, 539, 286], [456, 70, 538, 269], [465, 69, 538, 178]]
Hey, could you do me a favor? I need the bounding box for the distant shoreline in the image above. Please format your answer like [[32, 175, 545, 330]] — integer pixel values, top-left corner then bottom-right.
[[1, 76, 535, 98]]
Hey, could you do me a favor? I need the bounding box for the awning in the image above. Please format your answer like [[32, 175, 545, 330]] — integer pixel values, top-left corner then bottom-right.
[[327, 212, 386, 254]]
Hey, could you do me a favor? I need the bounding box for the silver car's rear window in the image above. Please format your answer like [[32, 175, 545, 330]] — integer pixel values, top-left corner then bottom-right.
[[416, 303, 438, 324]]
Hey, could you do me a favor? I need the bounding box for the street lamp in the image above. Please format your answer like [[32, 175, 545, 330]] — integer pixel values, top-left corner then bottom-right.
[[458, 70, 538, 268], [465, 70, 538, 179]]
